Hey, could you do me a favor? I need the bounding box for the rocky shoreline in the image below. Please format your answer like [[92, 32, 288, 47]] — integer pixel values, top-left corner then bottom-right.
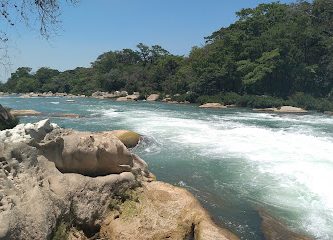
[[0, 119, 239, 240], [1, 92, 315, 115]]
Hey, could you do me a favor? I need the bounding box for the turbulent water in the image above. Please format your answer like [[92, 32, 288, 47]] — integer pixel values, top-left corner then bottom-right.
[[1, 96, 333, 239]]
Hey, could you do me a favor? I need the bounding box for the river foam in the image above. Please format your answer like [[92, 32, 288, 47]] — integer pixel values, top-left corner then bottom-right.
[[3, 95, 330, 239], [100, 106, 333, 239]]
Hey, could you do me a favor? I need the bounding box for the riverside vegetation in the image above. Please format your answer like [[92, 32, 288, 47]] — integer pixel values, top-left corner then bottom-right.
[[0, 0, 333, 112]]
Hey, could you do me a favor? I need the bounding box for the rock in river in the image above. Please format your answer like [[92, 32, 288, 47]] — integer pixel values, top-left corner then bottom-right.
[[199, 103, 227, 109]]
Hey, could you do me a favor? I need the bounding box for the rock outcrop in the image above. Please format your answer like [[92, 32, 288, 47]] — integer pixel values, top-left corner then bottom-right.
[[116, 94, 140, 101], [91, 91, 128, 99], [40, 129, 135, 176], [0, 105, 18, 130], [100, 181, 238, 240], [199, 103, 227, 109], [0, 120, 145, 240], [253, 106, 307, 113], [0, 119, 57, 144], [0, 119, 238, 240]]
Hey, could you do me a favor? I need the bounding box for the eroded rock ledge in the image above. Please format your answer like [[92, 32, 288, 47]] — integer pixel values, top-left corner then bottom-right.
[[0, 119, 237, 240]]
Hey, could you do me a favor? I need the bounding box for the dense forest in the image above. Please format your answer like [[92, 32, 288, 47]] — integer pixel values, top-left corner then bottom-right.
[[1, 0, 333, 111]]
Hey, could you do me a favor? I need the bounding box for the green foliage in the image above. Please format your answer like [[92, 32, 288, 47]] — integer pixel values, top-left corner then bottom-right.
[[196, 93, 286, 108], [236, 95, 285, 108], [2, 1, 333, 112], [289, 92, 333, 112]]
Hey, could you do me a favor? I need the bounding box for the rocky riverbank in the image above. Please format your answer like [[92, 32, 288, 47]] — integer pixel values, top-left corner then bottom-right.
[[0, 119, 238, 240]]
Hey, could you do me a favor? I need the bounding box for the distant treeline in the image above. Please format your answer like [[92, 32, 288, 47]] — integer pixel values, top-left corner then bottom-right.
[[1, 0, 333, 111]]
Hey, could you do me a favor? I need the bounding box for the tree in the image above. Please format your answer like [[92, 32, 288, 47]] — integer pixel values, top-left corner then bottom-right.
[[0, 0, 77, 71]]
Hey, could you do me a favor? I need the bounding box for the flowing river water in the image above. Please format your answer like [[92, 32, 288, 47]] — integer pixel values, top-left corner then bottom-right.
[[1, 96, 333, 239]]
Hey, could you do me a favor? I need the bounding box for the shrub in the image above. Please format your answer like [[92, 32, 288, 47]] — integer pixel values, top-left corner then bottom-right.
[[288, 92, 333, 112], [236, 95, 285, 108]]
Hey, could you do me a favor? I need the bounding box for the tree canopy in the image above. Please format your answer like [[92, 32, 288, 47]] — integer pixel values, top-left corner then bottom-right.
[[1, 0, 333, 111]]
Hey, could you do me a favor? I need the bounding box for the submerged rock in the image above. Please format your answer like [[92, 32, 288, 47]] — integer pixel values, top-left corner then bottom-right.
[[109, 130, 141, 148], [259, 210, 313, 240], [10, 109, 42, 117], [199, 103, 227, 109], [50, 113, 81, 118]]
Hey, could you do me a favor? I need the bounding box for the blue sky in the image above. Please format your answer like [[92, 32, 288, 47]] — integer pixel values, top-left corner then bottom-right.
[[1, 0, 295, 82]]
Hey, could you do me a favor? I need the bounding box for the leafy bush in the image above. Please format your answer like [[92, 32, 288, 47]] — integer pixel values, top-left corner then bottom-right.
[[196, 94, 223, 105], [172, 92, 199, 103], [236, 95, 285, 108], [289, 92, 333, 112], [196, 93, 285, 108]]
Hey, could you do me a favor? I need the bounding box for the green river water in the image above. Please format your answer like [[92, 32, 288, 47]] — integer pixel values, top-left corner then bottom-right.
[[1, 96, 333, 240]]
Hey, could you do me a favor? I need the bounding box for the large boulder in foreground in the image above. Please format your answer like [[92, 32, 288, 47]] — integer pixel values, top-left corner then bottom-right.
[[100, 181, 239, 240], [40, 130, 135, 176], [0, 105, 18, 130], [0, 119, 238, 240], [0, 120, 146, 240]]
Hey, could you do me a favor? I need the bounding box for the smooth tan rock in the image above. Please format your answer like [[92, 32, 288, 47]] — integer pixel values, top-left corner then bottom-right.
[[147, 94, 160, 101], [109, 130, 141, 148], [100, 181, 239, 240], [116, 94, 139, 101], [254, 106, 307, 113], [199, 103, 227, 109], [40, 131, 134, 176], [324, 111, 333, 116], [0, 144, 140, 240], [10, 109, 41, 117], [162, 97, 172, 102]]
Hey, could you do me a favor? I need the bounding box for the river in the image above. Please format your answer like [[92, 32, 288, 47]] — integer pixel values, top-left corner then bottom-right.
[[1, 96, 333, 239]]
